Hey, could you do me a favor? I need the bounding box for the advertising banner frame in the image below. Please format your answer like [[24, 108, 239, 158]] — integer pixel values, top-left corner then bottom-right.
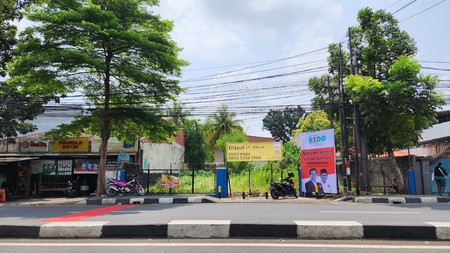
[[300, 129, 337, 194], [226, 142, 282, 162]]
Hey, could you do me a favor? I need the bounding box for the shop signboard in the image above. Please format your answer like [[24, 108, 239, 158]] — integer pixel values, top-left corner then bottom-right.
[[226, 142, 282, 162], [91, 137, 138, 153], [19, 140, 49, 153], [52, 137, 89, 152], [73, 159, 117, 174]]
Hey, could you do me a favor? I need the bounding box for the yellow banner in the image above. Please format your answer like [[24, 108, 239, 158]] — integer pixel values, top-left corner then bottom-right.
[[52, 137, 90, 152], [226, 142, 282, 162], [161, 174, 179, 188]]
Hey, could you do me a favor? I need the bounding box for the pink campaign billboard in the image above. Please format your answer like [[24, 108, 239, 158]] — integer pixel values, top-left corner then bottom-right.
[[300, 129, 337, 194]]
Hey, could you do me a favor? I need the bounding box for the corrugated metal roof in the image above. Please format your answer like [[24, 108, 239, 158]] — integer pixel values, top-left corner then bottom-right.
[[0, 157, 39, 163], [419, 121, 450, 142]]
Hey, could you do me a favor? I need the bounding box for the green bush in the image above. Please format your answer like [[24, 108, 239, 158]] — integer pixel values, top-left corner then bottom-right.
[[146, 162, 303, 195]]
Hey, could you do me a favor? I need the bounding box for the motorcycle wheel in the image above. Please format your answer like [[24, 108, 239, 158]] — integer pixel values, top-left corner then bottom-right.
[[270, 189, 279, 199], [66, 189, 77, 198], [136, 185, 145, 196], [105, 185, 118, 196]]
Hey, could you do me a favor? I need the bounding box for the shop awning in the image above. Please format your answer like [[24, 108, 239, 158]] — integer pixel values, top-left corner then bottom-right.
[[0, 157, 39, 163]]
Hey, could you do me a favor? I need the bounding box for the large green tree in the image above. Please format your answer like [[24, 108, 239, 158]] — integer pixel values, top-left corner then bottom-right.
[[293, 110, 331, 135], [8, 0, 186, 195], [262, 106, 305, 142], [350, 8, 417, 80], [0, 0, 47, 139], [309, 8, 435, 192], [345, 8, 425, 192], [309, 43, 350, 113], [346, 56, 445, 191], [183, 119, 207, 194], [184, 119, 207, 169]]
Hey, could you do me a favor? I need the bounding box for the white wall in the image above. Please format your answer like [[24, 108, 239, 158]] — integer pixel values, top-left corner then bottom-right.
[[140, 140, 184, 172]]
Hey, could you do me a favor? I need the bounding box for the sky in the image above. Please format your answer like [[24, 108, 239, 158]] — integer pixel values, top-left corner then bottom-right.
[[30, 0, 450, 138]]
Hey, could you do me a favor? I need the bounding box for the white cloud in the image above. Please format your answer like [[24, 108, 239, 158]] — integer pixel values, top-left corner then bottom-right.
[[158, 0, 343, 63]]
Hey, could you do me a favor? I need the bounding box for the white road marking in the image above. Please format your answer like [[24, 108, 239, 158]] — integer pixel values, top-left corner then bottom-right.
[[321, 211, 420, 214]]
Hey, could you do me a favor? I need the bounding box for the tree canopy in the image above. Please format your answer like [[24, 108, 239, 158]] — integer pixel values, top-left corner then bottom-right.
[[307, 7, 443, 192], [350, 8, 417, 80], [346, 56, 445, 154], [262, 106, 305, 142], [184, 119, 207, 170], [344, 8, 441, 191], [8, 0, 186, 195], [0, 0, 46, 139], [293, 110, 331, 136]]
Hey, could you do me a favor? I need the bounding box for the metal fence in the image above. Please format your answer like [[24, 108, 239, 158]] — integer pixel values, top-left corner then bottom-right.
[[141, 168, 216, 195]]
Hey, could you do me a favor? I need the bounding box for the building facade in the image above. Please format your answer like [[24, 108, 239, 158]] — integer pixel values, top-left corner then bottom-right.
[[0, 132, 184, 198]]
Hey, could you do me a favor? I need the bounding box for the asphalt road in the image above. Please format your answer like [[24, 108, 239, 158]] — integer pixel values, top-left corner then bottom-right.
[[1, 239, 449, 253], [1, 202, 449, 226]]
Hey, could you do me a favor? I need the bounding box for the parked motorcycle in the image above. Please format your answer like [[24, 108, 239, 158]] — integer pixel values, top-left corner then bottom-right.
[[66, 177, 81, 198], [105, 177, 145, 196], [269, 172, 298, 199]]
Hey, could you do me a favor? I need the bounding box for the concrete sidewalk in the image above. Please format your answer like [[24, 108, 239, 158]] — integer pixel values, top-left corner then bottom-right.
[[0, 194, 328, 206], [1, 194, 449, 206]]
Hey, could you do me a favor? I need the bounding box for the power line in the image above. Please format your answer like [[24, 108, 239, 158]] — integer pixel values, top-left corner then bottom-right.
[[181, 47, 328, 83], [384, 0, 406, 10], [392, 0, 417, 14], [422, 66, 450, 72], [400, 0, 446, 22], [181, 59, 326, 84], [420, 60, 450, 64]]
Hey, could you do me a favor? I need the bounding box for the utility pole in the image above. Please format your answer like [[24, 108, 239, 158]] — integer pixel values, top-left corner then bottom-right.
[[348, 27, 371, 194], [338, 42, 351, 193], [348, 28, 360, 195], [327, 75, 333, 129]]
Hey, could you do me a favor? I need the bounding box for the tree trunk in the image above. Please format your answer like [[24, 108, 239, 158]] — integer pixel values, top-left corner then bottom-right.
[[385, 142, 405, 193], [96, 120, 111, 196], [96, 50, 112, 197]]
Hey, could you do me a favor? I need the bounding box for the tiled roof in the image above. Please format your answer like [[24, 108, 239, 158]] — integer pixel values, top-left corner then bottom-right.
[[247, 135, 275, 142]]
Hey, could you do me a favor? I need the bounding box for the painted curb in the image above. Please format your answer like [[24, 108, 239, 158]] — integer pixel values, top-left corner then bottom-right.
[[83, 197, 214, 205], [8, 221, 449, 240], [354, 196, 450, 204]]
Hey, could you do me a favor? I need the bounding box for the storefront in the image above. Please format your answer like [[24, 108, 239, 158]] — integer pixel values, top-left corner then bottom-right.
[[0, 157, 38, 198], [0, 136, 138, 197]]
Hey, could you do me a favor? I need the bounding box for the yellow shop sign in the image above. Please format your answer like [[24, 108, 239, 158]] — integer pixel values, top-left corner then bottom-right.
[[53, 137, 89, 152]]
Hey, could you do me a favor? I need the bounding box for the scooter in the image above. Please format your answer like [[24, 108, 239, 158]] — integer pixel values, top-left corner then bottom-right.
[[105, 177, 145, 196], [269, 172, 298, 199], [66, 177, 81, 198]]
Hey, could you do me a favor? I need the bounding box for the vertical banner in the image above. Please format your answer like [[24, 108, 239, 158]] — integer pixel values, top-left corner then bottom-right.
[[300, 129, 337, 194]]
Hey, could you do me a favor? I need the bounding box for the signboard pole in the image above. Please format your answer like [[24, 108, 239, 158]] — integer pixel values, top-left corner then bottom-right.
[[225, 142, 283, 199], [298, 164, 302, 196], [147, 163, 150, 194]]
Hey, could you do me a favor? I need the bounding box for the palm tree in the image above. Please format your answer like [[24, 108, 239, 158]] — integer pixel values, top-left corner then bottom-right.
[[167, 101, 191, 128], [205, 104, 243, 147]]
